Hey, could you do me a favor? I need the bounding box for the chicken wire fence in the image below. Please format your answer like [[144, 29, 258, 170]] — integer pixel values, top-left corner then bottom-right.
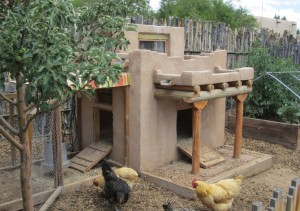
[[0, 98, 100, 207]]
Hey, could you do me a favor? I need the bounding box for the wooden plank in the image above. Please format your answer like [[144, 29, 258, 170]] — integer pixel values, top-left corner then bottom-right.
[[0, 189, 55, 211], [71, 157, 92, 167], [39, 186, 63, 211], [69, 162, 87, 172], [89, 142, 112, 151], [227, 116, 300, 150], [69, 142, 112, 172], [178, 142, 225, 168]]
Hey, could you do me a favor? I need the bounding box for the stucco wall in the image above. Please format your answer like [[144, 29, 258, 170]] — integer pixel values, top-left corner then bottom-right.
[[79, 25, 242, 172], [125, 50, 227, 171], [124, 24, 185, 57]]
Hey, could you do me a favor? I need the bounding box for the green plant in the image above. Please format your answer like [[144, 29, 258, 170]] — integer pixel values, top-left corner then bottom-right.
[[245, 46, 300, 124]]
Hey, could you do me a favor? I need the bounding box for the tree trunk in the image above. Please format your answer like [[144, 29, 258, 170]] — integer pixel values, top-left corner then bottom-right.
[[16, 74, 34, 211]]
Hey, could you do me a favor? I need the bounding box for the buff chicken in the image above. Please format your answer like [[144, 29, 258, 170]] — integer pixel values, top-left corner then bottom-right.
[[192, 175, 243, 211], [93, 165, 138, 189]]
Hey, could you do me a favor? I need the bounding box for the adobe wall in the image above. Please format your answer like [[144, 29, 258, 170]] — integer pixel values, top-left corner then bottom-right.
[[124, 24, 185, 57], [80, 50, 228, 171], [122, 50, 227, 171], [80, 24, 231, 171]]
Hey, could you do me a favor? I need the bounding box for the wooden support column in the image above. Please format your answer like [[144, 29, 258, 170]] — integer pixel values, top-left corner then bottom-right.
[[76, 97, 82, 151], [192, 101, 208, 174], [52, 101, 64, 187], [9, 100, 16, 167], [124, 86, 129, 166], [233, 94, 248, 158]]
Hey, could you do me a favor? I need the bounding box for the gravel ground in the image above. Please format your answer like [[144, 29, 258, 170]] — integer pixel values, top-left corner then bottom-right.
[[47, 131, 300, 211]]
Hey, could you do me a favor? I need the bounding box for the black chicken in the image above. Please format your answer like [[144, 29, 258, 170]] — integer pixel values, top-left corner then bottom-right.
[[101, 160, 131, 210]]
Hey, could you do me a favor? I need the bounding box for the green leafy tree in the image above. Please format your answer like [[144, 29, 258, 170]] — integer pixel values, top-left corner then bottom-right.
[[155, 0, 257, 29], [0, 0, 146, 210]]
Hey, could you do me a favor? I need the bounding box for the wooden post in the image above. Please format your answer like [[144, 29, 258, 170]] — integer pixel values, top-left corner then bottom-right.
[[76, 97, 82, 151], [251, 201, 264, 211], [233, 94, 248, 158], [93, 108, 100, 143], [268, 188, 284, 211], [192, 101, 208, 174], [9, 100, 16, 167], [52, 102, 64, 187], [124, 86, 129, 166]]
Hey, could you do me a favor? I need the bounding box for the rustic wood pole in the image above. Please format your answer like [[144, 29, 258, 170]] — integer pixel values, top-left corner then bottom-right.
[[124, 86, 129, 166], [76, 97, 82, 151], [52, 101, 64, 187], [9, 100, 16, 167], [192, 101, 208, 174], [233, 94, 248, 158], [16, 74, 34, 211]]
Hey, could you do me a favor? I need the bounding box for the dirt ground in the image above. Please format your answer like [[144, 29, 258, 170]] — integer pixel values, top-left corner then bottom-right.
[[46, 131, 300, 211]]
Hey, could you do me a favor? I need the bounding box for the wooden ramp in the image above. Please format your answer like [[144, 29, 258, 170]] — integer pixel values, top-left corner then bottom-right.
[[69, 142, 112, 172], [178, 142, 225, 168]]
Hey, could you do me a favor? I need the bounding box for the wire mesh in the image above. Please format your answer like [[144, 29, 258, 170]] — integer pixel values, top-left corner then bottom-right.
[[0, 98, 104, 207]]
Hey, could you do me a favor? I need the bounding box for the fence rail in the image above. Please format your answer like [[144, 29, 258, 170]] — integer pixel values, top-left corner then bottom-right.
[[251, 178, 300, 211]]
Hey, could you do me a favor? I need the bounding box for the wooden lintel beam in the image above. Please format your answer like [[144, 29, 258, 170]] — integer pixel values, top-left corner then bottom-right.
[[214, 82, 229, 90], [242, 80, 253, 88], [228, 80, 242, 88], [200, 84, 214, 92], [155, 84, 198, 92]]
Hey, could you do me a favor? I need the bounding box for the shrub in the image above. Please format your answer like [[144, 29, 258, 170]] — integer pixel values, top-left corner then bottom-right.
[[245, 47, 300, 124]]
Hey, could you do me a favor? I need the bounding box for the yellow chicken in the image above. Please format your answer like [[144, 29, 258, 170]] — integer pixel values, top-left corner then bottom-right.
[[93, 166, 138, 189], [192, 175, 243, 211]]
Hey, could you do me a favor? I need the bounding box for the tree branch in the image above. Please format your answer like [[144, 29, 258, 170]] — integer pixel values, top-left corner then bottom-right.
[[0, 92, 17, 106], [0, 125, 23, 151], [0, 115, 19, 135], [23, 97, 72, 132]]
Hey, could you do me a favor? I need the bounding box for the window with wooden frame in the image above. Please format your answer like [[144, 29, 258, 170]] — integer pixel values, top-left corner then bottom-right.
[[138, 33, 169, 55]]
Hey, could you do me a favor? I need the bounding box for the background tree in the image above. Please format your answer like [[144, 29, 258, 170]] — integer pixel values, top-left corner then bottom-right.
[[155, 0, 257, 29], [0, 0, 147, 210]]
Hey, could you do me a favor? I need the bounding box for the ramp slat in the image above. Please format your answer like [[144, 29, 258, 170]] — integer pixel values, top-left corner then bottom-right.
[[69, 142, 112, 172], [178, 142, 225, 168]]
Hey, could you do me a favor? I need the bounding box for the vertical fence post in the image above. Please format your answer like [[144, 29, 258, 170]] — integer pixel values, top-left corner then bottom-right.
[[9, 99, 16, 167], [52, 101, 64, 187], [251, 201, 264, 211], [267, 188, 284, 211]]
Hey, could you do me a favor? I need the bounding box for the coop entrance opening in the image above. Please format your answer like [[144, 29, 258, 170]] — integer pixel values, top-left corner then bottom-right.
[[176, 107, 225, 168], [177, 108, 193, 142], [94, 89, 113, 146]]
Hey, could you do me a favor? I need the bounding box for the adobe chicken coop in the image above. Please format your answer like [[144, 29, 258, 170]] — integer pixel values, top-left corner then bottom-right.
[[73, 24, 254, 175]]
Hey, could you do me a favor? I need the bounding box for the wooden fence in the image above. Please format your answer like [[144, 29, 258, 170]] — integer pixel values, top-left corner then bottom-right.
[[251, 178, 300, 211], [131, 17, 300, 68]]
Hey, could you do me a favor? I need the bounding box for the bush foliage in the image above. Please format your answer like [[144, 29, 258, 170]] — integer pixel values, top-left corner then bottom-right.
[[245, 46, 300, 124]]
